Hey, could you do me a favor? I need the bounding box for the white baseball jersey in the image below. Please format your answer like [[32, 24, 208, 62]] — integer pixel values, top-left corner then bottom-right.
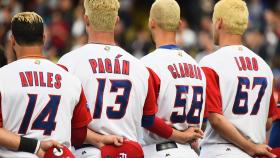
[[199, 45, 276, 147], [0, 58, 91, 157], [140, 45, 206, 145], [58, 43, 157, 142]]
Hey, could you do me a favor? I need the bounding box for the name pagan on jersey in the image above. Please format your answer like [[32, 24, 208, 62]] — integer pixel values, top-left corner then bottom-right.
[[168, 63, 202, 80], [89, 58, 130, 75], [19, 71, 62, 89]]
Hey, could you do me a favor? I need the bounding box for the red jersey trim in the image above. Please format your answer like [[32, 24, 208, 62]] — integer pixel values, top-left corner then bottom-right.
[[71, 88, 92, 129], [142, 68, 159, 116], [269, 92, 278, 119], [145, 116, 173, 139], [57, 64, 69, 72], [201, 67, 223, 116]]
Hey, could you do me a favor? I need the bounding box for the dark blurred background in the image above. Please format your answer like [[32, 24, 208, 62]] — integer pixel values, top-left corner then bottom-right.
[[0, 0, 280, 92]]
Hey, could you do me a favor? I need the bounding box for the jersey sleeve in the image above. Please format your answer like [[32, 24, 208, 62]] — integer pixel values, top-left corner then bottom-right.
[[201, 67, 223, 115], [142, 68, 159, 116], [71, 88, 92, 129], [0, 93, 2, 128]]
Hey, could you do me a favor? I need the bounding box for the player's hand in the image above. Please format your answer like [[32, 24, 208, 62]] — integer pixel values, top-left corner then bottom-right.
[[36, 140, 62, 158], [171, 127, 203, 144], [248, 144, 276, 158], [96, 135, 124, 148]]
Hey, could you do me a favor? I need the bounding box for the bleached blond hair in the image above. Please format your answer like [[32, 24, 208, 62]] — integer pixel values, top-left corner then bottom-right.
[[213, 0, 249, 35], [12, 12, 43, 24], [84, 0, 120, 32], [150, 0, 180, 31]]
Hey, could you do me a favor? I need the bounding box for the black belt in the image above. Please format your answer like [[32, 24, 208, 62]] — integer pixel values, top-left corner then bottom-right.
[[75, 144, 95, 150], [156, 141, 178, 151]]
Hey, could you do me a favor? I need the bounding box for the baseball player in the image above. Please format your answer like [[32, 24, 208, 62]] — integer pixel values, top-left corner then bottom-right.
[[140, 0, 206, 157], [199, 0, 277, 158], [58, 0, 203, 157], [0, 12, 96, 158]]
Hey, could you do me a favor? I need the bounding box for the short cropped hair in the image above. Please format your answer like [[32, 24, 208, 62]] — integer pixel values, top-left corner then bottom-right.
[[11, 12, 44, 46], [150, 0, 180, 32], [84, 0, 120, 32], [213, 0, 249, 35]]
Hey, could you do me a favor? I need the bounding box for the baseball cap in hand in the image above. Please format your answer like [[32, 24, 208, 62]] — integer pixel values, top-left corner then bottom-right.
[[259, 147, 280, 158], [44, 145, 75, 158], [101, 140, 144, 158]]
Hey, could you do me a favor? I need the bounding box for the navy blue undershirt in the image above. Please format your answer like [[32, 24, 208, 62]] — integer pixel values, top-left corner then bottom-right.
[[159, 44, 180, 50]]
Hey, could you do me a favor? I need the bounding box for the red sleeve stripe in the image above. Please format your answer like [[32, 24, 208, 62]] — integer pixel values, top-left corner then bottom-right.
[[201, 67, 223, 116], [142, 68, 159, 116]]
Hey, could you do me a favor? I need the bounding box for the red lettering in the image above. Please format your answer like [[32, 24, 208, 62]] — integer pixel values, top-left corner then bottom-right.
[[47, 73, 53, 88], [252, 57, 258, 71], [33, 71, 39, 86], [114, 59, 121, 74], [54, 74, 62, 89], [105, 58, 112, 73], [179, 63, 185, 77], [39, 72, 46, 87], [122, 60, 130, 75], [19, 72, 28, 87], [234, 57, 242, 71], [183, 63, 190, 77], [245, 57, 252, 70], [89, 59, 97, 73], [168, 65, 177, 79], [194, 65, 198, 79], [25, 71, 33, 86], [98, 58, 105, 73], [197, 67, 202, 80], [188, 64, 194, 78], [173, 64, 180, 78], [239, 57, 247, 71]]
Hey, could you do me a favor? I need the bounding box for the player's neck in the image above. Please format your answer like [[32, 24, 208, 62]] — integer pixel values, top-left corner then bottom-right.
[[154, 30, 177, 48], [15, 45, 43, 59], [88, 31, 116, 45], [219, 33, 242, 47]]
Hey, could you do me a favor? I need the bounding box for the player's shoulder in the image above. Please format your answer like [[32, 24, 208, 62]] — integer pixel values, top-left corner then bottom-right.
[[59, 45, 89, 63], [199, 46, 240, 68]]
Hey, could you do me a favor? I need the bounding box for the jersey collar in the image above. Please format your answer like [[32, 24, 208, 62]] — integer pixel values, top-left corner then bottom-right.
[[158, 44, 180, 50]]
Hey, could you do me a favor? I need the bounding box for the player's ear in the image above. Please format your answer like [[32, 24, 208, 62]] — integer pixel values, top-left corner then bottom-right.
[[178, 19, 183, 29], [10, 34, 16, 47], [216, 18, 223, 31], [149, 18, 156, 30], [83, 15, 90, 27], [115, 16, 120, 26]]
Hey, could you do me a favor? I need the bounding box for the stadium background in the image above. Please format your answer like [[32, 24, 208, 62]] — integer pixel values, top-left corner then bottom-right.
[[0, 0, 279, 93]]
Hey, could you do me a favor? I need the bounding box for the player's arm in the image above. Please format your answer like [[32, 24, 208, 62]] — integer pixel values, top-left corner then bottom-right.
[[85, 128, 123, 149], [142, 68, 203, 144], [0, 128, 61, 158], [202, 67, 276, 158], [71, 88, 123, 148]]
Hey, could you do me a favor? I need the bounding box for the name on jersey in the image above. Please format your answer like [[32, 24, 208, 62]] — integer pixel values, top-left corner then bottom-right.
[[89, 58, 130, 75], [168, 63, 202, 80], [234, 56, 259, 71], [19, 71, 62, 89]]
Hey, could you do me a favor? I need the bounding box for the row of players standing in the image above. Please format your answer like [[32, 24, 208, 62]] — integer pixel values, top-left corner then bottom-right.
[[0, 0, 279, 158]]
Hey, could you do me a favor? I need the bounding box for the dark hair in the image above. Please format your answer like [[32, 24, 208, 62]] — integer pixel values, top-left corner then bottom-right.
[[11, 12, 44, 46], [0, 48, 7, 68]]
